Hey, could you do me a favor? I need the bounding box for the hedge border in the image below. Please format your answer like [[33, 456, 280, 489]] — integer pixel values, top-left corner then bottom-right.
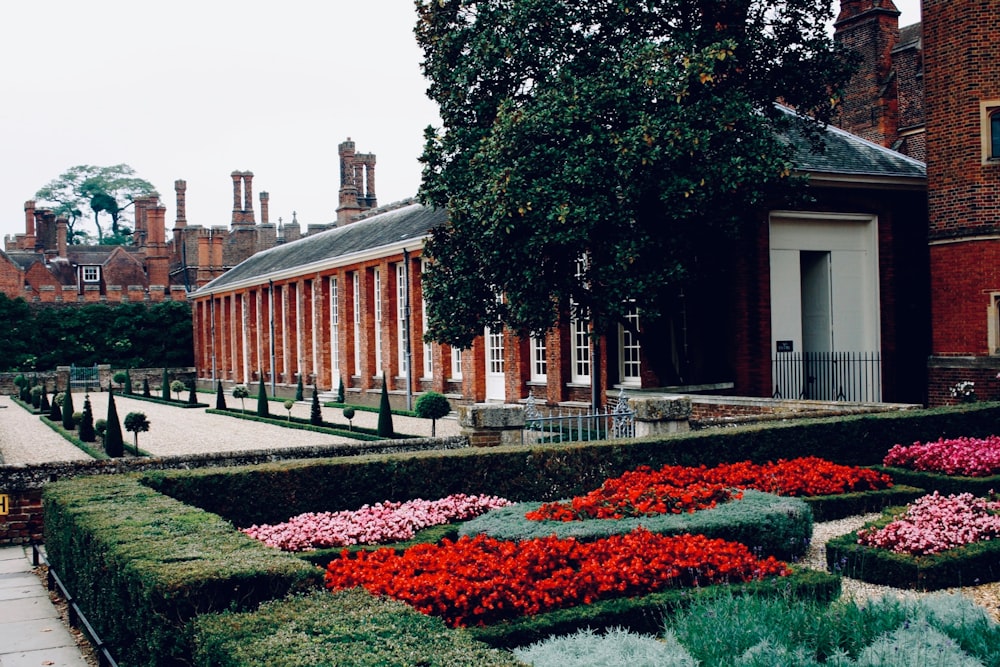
[[825, 511, 1000, 591], [801, 485, 927, 521], [873, 466, 1000, 497]]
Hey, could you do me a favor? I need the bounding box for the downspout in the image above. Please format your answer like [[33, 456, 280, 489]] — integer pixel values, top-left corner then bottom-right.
[[403, 248, 413, 411], [269, 279, 277, 396]]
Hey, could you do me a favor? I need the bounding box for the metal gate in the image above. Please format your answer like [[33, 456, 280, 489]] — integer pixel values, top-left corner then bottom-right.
[[772, 351, 882, 403], [522, 389, 635, 444], [69, 364, 100, 391]]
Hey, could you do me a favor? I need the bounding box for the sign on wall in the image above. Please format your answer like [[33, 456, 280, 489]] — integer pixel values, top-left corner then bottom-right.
[[0, 494, 8, 515]]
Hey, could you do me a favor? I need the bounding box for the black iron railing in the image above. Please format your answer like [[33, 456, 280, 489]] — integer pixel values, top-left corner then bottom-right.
[[772, 351, 882, 403]]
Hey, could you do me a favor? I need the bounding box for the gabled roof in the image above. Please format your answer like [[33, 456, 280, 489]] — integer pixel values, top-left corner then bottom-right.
[[195, 201, 447, 295]]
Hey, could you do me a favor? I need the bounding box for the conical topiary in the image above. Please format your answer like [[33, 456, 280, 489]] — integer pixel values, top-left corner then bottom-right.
[[295, 373, 304, 402], [377, 372, 394, 438], [215, 381, 227, 410], [161, 368, 170, 400], [62, 388, 75, 430], [39, 384, 50, 413], [256, 376, 270, 417], [125, 369, 133, 395], [79, 395, 96, 442], [142, 377, 151, 397], [104, 385, 124, 457], [310, 385, 322, 426], [336, 376, 345, 404], [188, 382, 198, 404], [49, 384, 62, 422]]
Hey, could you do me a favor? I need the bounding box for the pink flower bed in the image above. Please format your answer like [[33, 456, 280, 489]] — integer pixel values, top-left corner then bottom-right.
[[883, 435, 1000, 477], [856, 491, 1000, 556], [242, 494, 513, 551]]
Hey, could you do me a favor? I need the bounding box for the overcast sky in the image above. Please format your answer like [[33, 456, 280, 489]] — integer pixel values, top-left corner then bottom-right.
[[0, 0, 921, 243]]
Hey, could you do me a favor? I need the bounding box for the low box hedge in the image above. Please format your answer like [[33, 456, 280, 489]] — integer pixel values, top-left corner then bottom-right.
[[459, 491, 812, 561], [873, 465, 1000, 497], [191, 588, 524, 667], [801, 484, 926, 522], [43, 476, 322, 667], [825, 511, 1000, 591]]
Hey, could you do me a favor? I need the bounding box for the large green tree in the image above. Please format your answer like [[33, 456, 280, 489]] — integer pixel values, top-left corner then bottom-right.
[[414, 0, 856, 350], [34, 164, 157, 243]]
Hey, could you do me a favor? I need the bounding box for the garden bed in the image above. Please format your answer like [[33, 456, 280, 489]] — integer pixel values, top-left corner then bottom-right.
[[876, 466, 1000, 497]]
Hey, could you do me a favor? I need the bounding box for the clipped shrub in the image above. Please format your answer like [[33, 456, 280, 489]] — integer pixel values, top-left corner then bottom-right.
[[283, 400, 294, 421], [124, 411, 150, 452], [215, 382, 227, 410], [61, 389, 75, 430], [104, 389, 124, 457], [30, 384, 42, 409], [309, 386, 322, 426], [256, 377, 269, 417], [336, 376, 345, 403], [513, 627, 696, 667], [161, 368, 170, 399], [95, 418, 107, 442], [78, 395, 96, 442], [38, 383, 50, 412], [377, 372, 393, 437], [343, 406, 355, 430], [295, 373, 304, 401], [415, 391, 451, 436], [124, 368, 133, 395], [232, 384, 250, 412], [170, 379, 186, 401], [188, 382, 198, 404], [48, 390, 62, 422], [142, 377, 151, 397], [112, 370, 128, 389]]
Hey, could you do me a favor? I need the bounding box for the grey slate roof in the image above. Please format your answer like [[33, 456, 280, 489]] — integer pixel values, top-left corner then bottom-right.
[[778, 107, 926, 180], [196, 115, 925, 296], [197, 202, 447, 293]]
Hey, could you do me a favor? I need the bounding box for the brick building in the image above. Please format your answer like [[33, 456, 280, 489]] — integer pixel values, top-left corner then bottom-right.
[[833, 0, 1000, 405], [191, 117, 929, 408], [1, 139, 375, 304]]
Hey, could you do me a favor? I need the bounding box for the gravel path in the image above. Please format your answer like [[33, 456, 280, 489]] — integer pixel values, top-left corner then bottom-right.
[[0, 390, 459, 462]]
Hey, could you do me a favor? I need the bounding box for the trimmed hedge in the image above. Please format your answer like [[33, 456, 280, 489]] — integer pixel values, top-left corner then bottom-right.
[[191, 589, 523, 667], [205, 408, 387, 441], [801, 484, 926, 522], [117, 392, 209, 409], [465, 568, 840, 649], [825, 510, 1000, 591], [459, 491, 813, 561], [43, 477, 322, 667], [294, 523, 461, 567], [874, 465, 1000, 497], [141, 403, 1000, 528]]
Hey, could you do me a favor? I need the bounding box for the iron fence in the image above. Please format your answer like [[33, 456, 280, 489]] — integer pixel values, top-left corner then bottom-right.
[[522, 390, 635, 444], [69, 364, 100, 391], [772, 351, 882, 403]]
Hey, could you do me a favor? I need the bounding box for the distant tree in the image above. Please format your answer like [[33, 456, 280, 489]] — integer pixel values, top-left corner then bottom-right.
[[415, 391, 451, 437], [78, 395, 96, 442], [377, 373, 394, 438], [295, 373, 304, 402], [112, 371, 128, 391], [62, 389, 76, 430], [336, 376, 345, 404], [232, 384, 250, 412], [310, 386, 322, 426], [124, 412, 150, 453], [34, 164, 157, 242], [256, 377, 270, 417], [215, 381, 227, 410], [161, 369, 170, 399], [104, 388, 124, 457]]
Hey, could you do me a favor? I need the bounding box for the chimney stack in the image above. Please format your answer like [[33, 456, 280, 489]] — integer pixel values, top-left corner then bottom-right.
[[260, 191, 269, 225], [336, 138, 377, 225], [56, 217, 67, 258], [242, 171, 255, 223], [174, 180, 187, 228], [231, 171, 243, 224]]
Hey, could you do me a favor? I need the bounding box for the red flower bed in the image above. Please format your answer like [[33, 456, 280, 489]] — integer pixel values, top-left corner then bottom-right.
[[324, 528, 789, 627], [527, 457, 892, 521]]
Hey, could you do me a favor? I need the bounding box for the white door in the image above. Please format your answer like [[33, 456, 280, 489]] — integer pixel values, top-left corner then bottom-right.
[[485, 326, 506, 401]]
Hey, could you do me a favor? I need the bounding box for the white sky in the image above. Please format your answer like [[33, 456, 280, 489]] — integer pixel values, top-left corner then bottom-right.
[[0, 0, 921, 243]]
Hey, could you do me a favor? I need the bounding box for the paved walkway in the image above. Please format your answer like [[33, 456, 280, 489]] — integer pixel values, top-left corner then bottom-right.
[[0, 545, 90, 667]]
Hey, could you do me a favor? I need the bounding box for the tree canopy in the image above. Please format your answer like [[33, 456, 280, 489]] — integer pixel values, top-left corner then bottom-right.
[[414, 0, 857, 348], [34, 164, 157, 243]]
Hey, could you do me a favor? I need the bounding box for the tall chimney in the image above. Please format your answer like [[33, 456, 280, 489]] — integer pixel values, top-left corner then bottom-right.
[[56, 217, 68, 258], [231, 171, 243, 224], [242, 171, 255, 223], [260, 191, 269, 225], [174, 180, 187, 227], [23, 200, 36, 251]]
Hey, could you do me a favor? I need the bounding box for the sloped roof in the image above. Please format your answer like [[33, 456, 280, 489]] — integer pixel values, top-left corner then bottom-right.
[[196, 202, 446, 294]]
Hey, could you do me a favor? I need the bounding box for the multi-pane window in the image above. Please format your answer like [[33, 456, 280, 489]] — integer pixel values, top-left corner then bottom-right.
[[620, 305, 641, 385], [421, 260, 433, 378], [488, 328, 504, 374], [991, 109, 1000, 159], [82, 266, 100, 282], [373, 268, 382, 374], [396, 263, 407, 376], [570, 258, 590, 383], [352, 272, 361, 373], [451, 347, 463, 380], [330, 276, 339, 375], [530, 336, 547, 382]]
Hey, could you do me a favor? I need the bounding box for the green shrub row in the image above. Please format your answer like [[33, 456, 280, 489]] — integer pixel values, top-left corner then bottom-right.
[[874, 465, 1000, 497], [120, 392, 209, 408], [801, 484, 927, 522], [191, 588, 523, 667], [825, 510, 1000, 591], [39, 415, 107, 459], [459, 491, 813, 561], [42, 477, 322, 667], [205, 408, 387, 441]]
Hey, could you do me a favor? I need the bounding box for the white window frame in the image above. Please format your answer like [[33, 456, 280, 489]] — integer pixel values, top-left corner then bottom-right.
[[570, 259, 590, 383], [352, 272, 361, 373], [396, 263, 408, 377], [81, 266, 100, 283], [619, 304, 641, 386], [373, 268, 383, 374], [421, 260, 433, 379], [451, 347, 463, 380], [330, 276, 339, 377], [530, 336, 547, 382]]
